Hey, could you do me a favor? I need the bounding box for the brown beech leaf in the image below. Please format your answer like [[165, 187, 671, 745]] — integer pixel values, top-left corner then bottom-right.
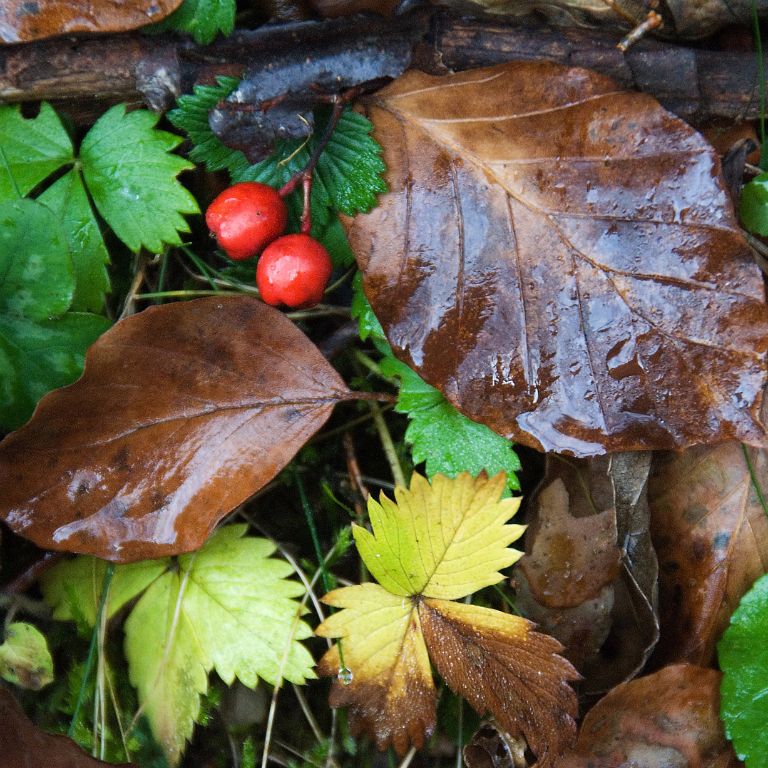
[[0, 0, 181, 44], [0, 297, 351, 562], [649, 418, 768, 666], [0, 686, 133, 767], [557, 664, 740, 768], [516, 453, 658, 694], [349, 62, 768, 456]]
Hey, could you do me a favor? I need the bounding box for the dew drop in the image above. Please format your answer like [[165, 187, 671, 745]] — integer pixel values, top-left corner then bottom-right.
[[337, 667, 353, 685]]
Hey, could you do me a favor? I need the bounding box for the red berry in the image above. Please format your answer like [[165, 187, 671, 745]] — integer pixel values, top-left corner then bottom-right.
[[256, 234, 333, 309], [205, 182, 287, 260]]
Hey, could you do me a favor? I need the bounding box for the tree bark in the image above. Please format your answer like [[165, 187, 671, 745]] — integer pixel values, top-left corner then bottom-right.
[[0, 9, 761, 126]]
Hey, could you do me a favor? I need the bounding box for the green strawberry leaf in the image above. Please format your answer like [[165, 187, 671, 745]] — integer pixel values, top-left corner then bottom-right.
[[149, 0, 235, 45], [315, 215, 356, 269], [0, 103, 73, 199], [80, 104, 199, 253], [0, 199, 110, 430], [0, 199, 73, 319], [740, 173, 768, 236], [124, 525, 315, 765], [39, 169, 110, 312], [168, 77, 250, 175], [0, 622, 54, 690], [0, 313, 110, 431], [314, 107, 387, 216], [351, 272, 388, 350], [719, 572, 768, 766]]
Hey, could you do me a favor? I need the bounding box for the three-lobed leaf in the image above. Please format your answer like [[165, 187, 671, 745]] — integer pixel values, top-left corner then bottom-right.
[[148, 0, 235, 44], [350, 61, 768, 456], [0, 297, 351, 561], [316, 472, 579, 765]]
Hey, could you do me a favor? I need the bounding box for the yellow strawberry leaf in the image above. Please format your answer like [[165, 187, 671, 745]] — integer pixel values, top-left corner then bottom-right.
[[353, 472, 525, 600], [316, 473, 579, 764]]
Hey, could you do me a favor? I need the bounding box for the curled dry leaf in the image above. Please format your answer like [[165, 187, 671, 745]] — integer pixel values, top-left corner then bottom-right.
[[0, 0, 181, 44], [316, 473, 579, 766], [0, 297, 351, 562], [349, 62, 768, 456], [558, 664, 740, 768], [0, 686, 132, 767], [515, 453, 658, 694], [649, 419, 768, 666]]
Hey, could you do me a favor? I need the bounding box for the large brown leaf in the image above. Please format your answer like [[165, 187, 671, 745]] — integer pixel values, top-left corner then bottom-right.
[[349, 62, 768, 456], [0, 0, 181, 44], [516, 452, 658, 694], [0, 686, 133, 767], [0, 297, 351, 562], [557, 664, 739, 768], [649, 424, 768, 666]]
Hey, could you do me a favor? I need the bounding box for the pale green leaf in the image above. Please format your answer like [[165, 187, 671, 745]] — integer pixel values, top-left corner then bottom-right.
[[0, 622, 54, 690], [0, 103, 73, 199], [741, 173, 768, 236], [41, 556, 168, 626], [81, 105, 199, 253], [39, 169, 111, 312], [353, 472, 524, 600], [125, 525, 314, 765], [719, 572, 768, 766]]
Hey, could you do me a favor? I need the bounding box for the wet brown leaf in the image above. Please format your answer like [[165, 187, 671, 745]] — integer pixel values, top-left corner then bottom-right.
[[0, 297, 350, 562], [516, 453, 658, 694], [649, 429, 768, 667], [350, 62, 768, 457], [0, 0, 181, 44], [0, 686, 132, 767], [557, 664, 740, 768], [463, 721, 528, 768], [419, 599, 579, 768]]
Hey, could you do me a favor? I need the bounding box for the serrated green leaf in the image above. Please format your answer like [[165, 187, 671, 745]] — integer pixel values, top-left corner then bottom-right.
[[0, 623, 54, 690], [0, 198, 73, 320], [381, 356, 521, 491], [124, 525, 315, 765], [0, 312, 110, 430], [315, 108, 386, 216], [354, 472, 524, 599], [41, 556, 168, 626], [150, 0, 235, 44], [168, 77, 250, 175], [351, 272, 388, 350], [0, 103, 73, 199], [39, 169, 110, 312], [81, 104, 199, 253], [740, 174, 768, 236], [719, 572, 768, 766], [316, 215, 355, 269]]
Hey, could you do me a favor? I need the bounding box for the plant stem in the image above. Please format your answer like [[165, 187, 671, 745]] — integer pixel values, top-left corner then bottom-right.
[[370, 401, 406, 488], [753, 0, 767, 162], [69, 563, 115, 739], [135, 289, 229, 300]]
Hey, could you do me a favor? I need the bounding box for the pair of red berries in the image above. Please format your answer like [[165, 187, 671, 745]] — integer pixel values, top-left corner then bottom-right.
[[205, 182, 332, 309]]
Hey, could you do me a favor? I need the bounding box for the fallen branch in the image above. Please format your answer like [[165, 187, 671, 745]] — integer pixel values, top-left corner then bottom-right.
[[0, 9, 761, 126]]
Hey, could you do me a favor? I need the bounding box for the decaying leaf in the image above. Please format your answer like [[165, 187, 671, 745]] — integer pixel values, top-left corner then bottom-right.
[[0, 686, 132, 767], [649, 433, 768, 667], [559, 664, 739, 768], [0, 623, 54, 690], [349, 62, 768, 457], [515, 453, 658, 694], [464, 721, 528, 768], [0, 0, 181, 44], [0, 297, 351, 562], [316, 473, 578, 765]]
